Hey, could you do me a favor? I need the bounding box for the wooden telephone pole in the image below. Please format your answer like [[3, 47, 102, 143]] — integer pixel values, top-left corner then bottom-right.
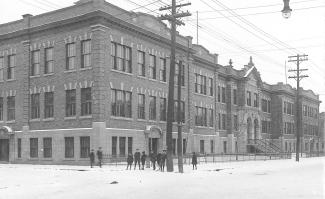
[[159, 0, 191, 172], [288, 54, 308, 162]]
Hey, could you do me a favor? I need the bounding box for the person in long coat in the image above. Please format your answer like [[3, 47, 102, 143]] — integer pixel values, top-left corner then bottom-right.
[[156, 152, 162, 170], [160, 150, 167, 171], [134, 149, 141, 170], [96, 147, 103, 168], [89, 149, 95, 168], [192, 152, 198, 170], [149, 151, 157, 170], [126, 153, 133, 170], [140, 151, 147, 170]]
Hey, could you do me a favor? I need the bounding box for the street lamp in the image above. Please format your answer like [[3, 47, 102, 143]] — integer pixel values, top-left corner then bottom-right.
[[282, 0, 292, 19]]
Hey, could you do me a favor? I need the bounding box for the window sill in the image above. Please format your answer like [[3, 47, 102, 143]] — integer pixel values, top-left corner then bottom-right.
[[80, 115, 92, 119], [6, 120, 15, 124], [63, 158, 76, 161], [194, 92, 213, 98], [111, 69, 133, 76], [195, 126, 214, 129], [44, 73, 54, 77], [29, 158, 40, 161], [148, 78, 157, 82], [110, 116, 133, 121], [159, 121, 167, 123], [80, 67, 92, 71], [41, 158, 53, 161], [30, 119, 41, 122], [148, 119, 157, 122], [6, 79, 16, 82], [0, 121, 4, 123], [137, 118, 146, 122], [64, 69, 77, 73], [43, 118, 55, 121], [137, 75, 146, 79], [30, 75, 41, 79], [0, 80, 4, 83], [64, 116, 77, 120]]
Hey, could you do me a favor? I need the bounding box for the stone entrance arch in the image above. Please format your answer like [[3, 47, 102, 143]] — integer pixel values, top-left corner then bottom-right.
[[0, 126, 14, 162], [144, 125, 163, 154]]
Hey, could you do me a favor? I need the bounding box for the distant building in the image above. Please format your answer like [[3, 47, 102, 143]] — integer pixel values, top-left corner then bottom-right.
[[0, 0, 323, 164]]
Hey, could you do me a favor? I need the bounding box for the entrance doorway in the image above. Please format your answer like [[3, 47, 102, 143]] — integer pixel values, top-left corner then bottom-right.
[[0, 139, 9, 161], [149, 138, 159, 154]]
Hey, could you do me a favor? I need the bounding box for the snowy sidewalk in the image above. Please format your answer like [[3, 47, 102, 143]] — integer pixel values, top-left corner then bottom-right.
[[0, 157, 324, 199]]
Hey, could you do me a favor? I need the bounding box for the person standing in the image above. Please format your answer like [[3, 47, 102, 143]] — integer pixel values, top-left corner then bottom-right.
[[134, 149, 141, 170], [156, 152, 162, 171], [192, 152, 197, 170], [140, 151, 147, 170], [149, 151, 156, 170], [126, 153, 133, 170], [96, 147, 103, 168], [89, 149, 95, 168], [160, 150, 167, 171]]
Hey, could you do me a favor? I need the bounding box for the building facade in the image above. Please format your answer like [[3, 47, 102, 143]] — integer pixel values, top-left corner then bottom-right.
[[0, 0, 323, 164]]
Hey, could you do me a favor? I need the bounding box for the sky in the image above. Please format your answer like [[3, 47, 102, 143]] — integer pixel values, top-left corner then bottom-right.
[[1, 0, 325, 111]]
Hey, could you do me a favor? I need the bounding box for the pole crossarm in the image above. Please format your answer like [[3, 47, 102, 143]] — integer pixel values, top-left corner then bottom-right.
[[159, 2, 191, 11]]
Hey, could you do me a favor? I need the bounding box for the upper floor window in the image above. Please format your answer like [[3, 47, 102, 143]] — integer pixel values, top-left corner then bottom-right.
[[246, 91, 251, 106], [195, 74, 206, 95], [44, 92, 54, 118], [221, 87, 226, 103], [253, 93, 259, 108], [7, 96, 15, 121], [0, 57, 4, 81], [208, 78, 213, 96], [233, 115, 238, 131], [0, 97, 3, 121], [66, 89, 76, 117], [111, 42, 132, 73], [31, 50, 40, 76], [31, 93, 40, 119], [160, 97, 167, 121], [138, 94, 145, 119], [45, 47, 54, 74], [174, 100, 185, 123], [111, 89, 132, 118], [149, 96, 156, 120], [159, 58, 166, 82], [137, 51, 145, 76], [217, 86, 221, 102], [233, 89, 237, 105], [66, 43, 76, 70], [81, 87, 92, 116], [195, 106, 207, 127], [148, 54, 156, 79], [7, 55, 15, 80], [175, 63, 185, 86], [81, 40, 91, 68], [208, 108, 214, 127]]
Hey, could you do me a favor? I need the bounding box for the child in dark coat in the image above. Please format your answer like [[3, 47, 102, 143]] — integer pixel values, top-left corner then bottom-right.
[[140, 151, 147, 170], [89, 149, 95, 168], [192, 152, 197, 170], [134, 149, 141, 170], [126, 153, 133, 170]]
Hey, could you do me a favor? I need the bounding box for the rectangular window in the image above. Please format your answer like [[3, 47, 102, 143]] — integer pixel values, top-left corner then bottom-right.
[[31, 50, 40, 76], [31, 93, 40, 119], [81, 88, 92, 116], [7, 96, 15, 121], [138, 94, 145, 119], [175, 63, 185, 86], [246, 91, 251, 106], [81, 40, 91, 68], [0, 97, 3, 121], [283, 101, 287, 114], [159, 58, 166, 82], [208, 109, 214, 127], [218, 86, 221, 102], [66, 43, 76, 70], [66, 89, 76, 117], [222, 114, 226, 130], [111, 89, 132, 118], [80, 136, 90, 158], [64, 137, 74, 158], [45, 47, 54, 74], [119, 137, 126, 157], [210, 140, 214, 153], [195, 74, 206, 94], [233, 89, 237, 105], [234, 115, 238, 131], [127, 137, 133, 155], [221, 87, 226, 103], [174, 100, 185, 123], [18, 138, 21, 158], [160, 97, 167, 121], [208, 78, 213, 96], [218, 113, 221, 129], [267, 100, 271, 113], [44, 92, 54, 118], [7, 55, 15, 79], [149, 96, 156, 120], [195, 106, 207, 126], [200, 140, 204, 154], [30, 138, 38, 158], [43, 137, 52, 158], [149, 54, 156, 79], [0, 57, 4, 81], [253, 93, 259, 107], [137, 51, 145, 76], [112, 136, 117, 156]]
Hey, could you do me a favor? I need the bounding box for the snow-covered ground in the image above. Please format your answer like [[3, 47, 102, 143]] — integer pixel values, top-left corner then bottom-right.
[[0, 157, 324, 199]]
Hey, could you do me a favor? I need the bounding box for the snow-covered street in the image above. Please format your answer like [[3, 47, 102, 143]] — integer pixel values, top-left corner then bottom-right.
[[0, 157, 324, 199]]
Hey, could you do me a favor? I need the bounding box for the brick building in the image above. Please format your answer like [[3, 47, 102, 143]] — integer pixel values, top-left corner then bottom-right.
[[0, 0, 323, 164]]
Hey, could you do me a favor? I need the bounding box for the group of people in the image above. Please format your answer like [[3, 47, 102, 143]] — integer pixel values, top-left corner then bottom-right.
[[89, 147, 103, 168], [90, 147, 198, 170]]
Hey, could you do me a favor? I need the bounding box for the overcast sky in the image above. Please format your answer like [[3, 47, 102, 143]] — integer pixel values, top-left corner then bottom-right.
[[1, 0, 325, 111]]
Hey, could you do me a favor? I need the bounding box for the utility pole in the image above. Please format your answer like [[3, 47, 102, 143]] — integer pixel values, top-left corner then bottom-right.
[[288, 54, 308, 162], [159, 1, 191, 172], [177, 61, 183, 173]]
